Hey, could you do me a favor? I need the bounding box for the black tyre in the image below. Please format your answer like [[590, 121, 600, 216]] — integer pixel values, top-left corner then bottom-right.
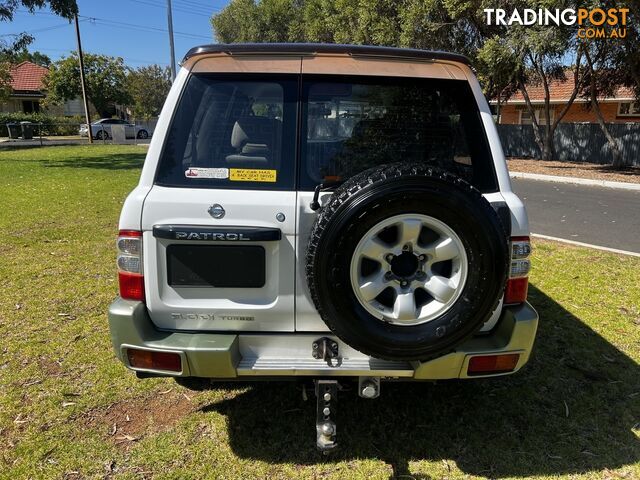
[[305, 163, 509, 361], [137, 129, 149, 139]]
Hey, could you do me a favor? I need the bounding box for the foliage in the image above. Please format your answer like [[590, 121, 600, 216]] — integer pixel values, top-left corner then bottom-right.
[[44, 52, 130, 117], [0, 0, 77, 21], [211, 0, 305, 43], [0, 111, 84, 136], [0, 1, 76, 101], [11, 48, 52, 67], [126, 65, 172, 120]]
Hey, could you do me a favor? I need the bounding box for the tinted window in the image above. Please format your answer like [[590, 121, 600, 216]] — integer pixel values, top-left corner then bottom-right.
[[155, 74, 297, 190], [300, 76, 497, 192]]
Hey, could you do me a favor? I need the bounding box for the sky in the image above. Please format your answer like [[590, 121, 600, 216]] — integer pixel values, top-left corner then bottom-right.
[[3, 0, 229, 68]]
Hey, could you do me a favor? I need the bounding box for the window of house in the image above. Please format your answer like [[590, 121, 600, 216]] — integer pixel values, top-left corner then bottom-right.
[[618, 102, 640, 116], [22, 100, 40, 113], [519, 107, 553, 125]]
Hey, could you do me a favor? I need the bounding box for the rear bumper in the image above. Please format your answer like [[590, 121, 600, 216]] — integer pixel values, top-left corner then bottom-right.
[[108, 299, 538, 380]]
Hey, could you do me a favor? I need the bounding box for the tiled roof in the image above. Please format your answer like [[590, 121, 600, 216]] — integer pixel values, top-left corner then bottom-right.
[[506, 71, 635, 103], [9, 61, 49, 92]]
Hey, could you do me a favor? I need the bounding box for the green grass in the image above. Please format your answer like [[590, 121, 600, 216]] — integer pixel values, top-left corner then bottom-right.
[[0, 145, 638, 479]]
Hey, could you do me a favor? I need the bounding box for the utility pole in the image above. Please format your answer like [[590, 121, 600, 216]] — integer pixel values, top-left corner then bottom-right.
[[74, 14, 92, 144], [167, 0, 177, 81]]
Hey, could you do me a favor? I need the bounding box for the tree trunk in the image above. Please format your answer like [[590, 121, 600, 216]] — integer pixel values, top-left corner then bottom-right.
[[584, 49, 624, 169], [518, 79, 545, 158], [543, 123, 555, 160], [591, 97, 624, 168]]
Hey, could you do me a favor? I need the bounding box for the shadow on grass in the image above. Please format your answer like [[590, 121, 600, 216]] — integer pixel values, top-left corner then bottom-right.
[[41, 153, 145, 170], [200, 285, 640, 478]]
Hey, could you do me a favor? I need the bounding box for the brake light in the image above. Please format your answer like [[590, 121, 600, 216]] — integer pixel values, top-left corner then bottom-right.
[[117, 230, 144, 301], [468, 354, 520, 375], [505, 236, 530, 304]]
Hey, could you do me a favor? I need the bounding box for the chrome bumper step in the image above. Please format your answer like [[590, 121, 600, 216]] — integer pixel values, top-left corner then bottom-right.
[[237, 357, 414, 377]]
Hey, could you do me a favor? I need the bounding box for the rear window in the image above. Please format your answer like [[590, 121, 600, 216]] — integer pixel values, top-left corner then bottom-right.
[[156, 73, 497, 192], [300, 76, 497, 192], [155, 74, 297, 190]]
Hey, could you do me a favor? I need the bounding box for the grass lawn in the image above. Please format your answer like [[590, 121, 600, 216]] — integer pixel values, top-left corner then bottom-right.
[[0, 145, 639, 479]]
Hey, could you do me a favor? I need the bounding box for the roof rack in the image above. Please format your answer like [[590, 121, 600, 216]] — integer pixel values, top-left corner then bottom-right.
[[182, 43, 471, 65]]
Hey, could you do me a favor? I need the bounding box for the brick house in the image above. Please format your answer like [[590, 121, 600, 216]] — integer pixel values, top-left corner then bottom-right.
[[495, 72, 639, 125], [0, 61, 88, 116]]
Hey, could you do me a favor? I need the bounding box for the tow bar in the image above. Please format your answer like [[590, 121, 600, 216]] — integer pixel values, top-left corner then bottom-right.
[[315, 380, 338, 453], [313, 376, 381, 453]]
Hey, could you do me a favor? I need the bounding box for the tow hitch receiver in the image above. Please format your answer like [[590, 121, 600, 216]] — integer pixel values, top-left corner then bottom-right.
[[315, 380, 338, 453]]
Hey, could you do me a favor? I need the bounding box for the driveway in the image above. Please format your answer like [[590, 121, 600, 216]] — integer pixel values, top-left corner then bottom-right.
[[511, 178, 640, 253]]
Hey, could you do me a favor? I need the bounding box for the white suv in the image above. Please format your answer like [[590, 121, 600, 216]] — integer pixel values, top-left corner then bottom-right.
[[108, 44, 538, 451]]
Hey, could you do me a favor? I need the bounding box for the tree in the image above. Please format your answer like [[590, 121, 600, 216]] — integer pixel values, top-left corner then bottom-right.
[[126, 65, 172, 119], [0, 0, 77, 102], [45, 53, 130, 117], [12, 49, 52, 67], [0, 0, 77, 21], [211, 0, 305, 43]]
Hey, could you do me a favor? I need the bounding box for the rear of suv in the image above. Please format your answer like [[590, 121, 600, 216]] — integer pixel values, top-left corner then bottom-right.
[[108, 43, 538, 450]]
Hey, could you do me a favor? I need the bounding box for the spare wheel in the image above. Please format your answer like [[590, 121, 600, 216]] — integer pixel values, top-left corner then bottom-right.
[[305, 163, 509, 361]]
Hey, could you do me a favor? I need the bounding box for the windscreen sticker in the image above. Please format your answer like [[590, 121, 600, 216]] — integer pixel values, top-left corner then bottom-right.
[[184, 167, 229, 179], [229, 168, 277, 183]]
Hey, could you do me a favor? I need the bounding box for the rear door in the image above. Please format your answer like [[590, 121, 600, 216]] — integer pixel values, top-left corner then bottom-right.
[[142, 64, 301, 332]]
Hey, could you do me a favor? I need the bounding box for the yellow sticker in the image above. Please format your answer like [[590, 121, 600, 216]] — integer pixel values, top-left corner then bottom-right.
[[229, 168, 277, 183]]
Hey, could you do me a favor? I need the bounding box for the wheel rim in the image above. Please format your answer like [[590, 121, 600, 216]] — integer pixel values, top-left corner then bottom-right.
[[349, 213, 468, 326]]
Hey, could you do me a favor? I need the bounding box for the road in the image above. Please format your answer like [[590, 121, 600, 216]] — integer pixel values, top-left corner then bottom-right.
[[511, 178, 640, 253]]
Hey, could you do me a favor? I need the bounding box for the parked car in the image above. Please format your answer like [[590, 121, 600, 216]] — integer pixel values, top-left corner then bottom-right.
[[108, 43, 538, 452], [79, 118, 150, 140]]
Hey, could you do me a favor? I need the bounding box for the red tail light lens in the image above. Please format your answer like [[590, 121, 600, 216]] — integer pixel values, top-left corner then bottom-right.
[[505, 236, 530, 304], [117, 230, 144, 302], [505, 277, 529, 304], [468, 353, 520, 375], [118, 272, 145, 301], [126, 348, 182, 372]]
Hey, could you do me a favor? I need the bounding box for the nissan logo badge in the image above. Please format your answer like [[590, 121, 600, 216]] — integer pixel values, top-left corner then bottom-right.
[[208, 204, 225, 219]]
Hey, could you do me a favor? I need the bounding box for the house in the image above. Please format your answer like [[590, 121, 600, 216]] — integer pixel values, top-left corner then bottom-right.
[[0, 61, 89, 116], [495, 72, 639, 124]]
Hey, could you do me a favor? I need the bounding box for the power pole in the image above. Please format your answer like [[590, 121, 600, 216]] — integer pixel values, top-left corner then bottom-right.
[[74, 14, 92, 144], [167, 0, 177, 81]]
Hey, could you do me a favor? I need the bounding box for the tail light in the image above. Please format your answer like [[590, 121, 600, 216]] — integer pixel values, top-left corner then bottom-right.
[[504, 236, 530, 304], [117, 230, 144, 301]]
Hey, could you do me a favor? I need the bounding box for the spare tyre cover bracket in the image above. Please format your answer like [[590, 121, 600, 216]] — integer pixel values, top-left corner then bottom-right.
[[312, 337, 341, 366]]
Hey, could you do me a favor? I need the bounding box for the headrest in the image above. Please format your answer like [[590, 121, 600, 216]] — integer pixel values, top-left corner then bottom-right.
[[231, 116, 281, 149]]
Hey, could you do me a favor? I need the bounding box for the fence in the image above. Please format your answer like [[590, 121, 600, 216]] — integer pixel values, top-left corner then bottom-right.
[[497, 123, 640, 166], [1, 119, 156, 146]]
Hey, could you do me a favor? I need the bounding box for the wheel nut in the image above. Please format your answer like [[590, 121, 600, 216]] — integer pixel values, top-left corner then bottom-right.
[[323, 407, 330, 416], [385, 272, 393, 280], [386, 254, 394, 263], [323, 393, 331, 402], [418, 254, 426, 261], [401, 280, 408, 287], [403, 244, 410, 251]]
